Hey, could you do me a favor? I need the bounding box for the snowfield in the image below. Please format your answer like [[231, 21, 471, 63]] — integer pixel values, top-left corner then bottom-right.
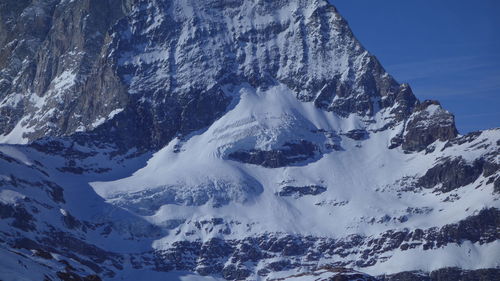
[[0, 0, 498, 280]]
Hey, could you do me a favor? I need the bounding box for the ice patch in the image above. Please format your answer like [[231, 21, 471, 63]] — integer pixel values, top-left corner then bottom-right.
[[0, 190, 25, 205]]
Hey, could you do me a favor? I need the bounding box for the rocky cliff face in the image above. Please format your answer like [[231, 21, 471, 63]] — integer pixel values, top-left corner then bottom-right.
[[0, 0, 498, 281], [1, 0, 432, 150]]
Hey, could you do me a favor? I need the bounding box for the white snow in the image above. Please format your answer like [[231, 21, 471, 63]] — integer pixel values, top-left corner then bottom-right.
[[0, 92, 23, 107], [51, 70, 77, 94], [0, 189, 25, 205], [59, 208, 68, 216], [91, 108, 123, 128], [0, 117, 32, 144], [92, 117, 106, 128], [108, 108, 124, 119], [0, 0, 499, 278], [91, 83, 500, 251]]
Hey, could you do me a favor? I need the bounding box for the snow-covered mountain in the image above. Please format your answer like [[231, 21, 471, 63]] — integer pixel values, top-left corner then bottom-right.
[[0, 0, 498, 280]]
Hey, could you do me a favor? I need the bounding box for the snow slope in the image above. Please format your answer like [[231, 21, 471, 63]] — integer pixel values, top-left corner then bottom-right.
[[0, 83, 498, 280], [0, 0, 499, 280]]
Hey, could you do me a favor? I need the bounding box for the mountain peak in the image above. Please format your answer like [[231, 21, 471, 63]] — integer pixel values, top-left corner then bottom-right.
[[1, 0, 423, 151], [0, 1, 498, 280]]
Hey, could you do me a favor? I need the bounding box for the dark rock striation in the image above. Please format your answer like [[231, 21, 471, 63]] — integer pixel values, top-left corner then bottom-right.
[[228, 140, 320, 168], [418, 157, 485, 193], [277, 185, 327, 197]]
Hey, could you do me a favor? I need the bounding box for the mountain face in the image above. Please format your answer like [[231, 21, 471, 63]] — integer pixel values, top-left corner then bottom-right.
[[0, 0, 498, 280]]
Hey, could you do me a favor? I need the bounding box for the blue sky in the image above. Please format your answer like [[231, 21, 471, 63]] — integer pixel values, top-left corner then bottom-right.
[[331, 0, 500, 133]]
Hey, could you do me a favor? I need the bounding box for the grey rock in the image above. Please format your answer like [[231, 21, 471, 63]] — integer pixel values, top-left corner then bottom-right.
[[228, 140, 320, 168], [343, 129, 369, 140], [277, 185, 327, 197], [144, 209, 499, 279], [483, 160, 499, 177], [402, 100, 458, 152], [418, 157, 484, 193], [379, 268, 500, 281], [0, 203, 36, 231], [0, 1, 495, 280], [222, 264, 251, 280], [430, 267, 500, 281], [0, 0, 428, 153]]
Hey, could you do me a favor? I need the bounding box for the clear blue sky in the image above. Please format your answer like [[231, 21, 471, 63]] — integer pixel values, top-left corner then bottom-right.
[[330, 0, 500, 133]]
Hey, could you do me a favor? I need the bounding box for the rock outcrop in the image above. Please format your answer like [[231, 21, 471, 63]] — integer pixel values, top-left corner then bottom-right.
[[402, 100, 458, 152]]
